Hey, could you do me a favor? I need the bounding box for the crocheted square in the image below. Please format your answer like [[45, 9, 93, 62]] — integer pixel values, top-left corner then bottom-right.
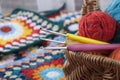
[[49, 11, 81, 34], [0, 8, 63, 54], [0, 36, 66, 66], [63, 12, 81, 34], [0, 50, 66, 80]]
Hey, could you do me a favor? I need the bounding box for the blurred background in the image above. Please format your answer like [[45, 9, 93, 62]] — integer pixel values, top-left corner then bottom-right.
[[0, 0, 82, 13], [0, 0, 113, 14]]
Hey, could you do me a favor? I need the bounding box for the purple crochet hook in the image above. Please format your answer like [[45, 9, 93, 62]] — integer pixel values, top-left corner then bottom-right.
[[45, 44, 120, 51], [67, 44, 120, 51]]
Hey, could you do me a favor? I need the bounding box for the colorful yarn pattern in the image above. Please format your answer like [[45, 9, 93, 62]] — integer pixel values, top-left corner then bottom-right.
[[11, 8, 63, 32], [104, 0, 120, 23], [0, 36, 66, 66], [20, 59, 65, 80], [0, 8, 63, 54], [49, 11, 81, 33], [0, 54, 16, 66], [0, 50, 66, 80], [0, 18, 41, 54], [79, 11, 116, 42], [63, 12, 81, 34]]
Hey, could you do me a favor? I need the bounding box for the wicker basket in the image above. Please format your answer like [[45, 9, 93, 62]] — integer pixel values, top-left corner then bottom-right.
[[63, 51, 120, 80], [63, 0, 120, 80], [81, 0, 100, 16]]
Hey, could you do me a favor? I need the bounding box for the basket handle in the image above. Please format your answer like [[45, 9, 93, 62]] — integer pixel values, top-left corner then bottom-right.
[[81, 0, 101, 16]]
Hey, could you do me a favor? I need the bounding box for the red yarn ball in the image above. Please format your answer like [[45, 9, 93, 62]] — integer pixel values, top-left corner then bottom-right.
[[79, 11, 116, 42]]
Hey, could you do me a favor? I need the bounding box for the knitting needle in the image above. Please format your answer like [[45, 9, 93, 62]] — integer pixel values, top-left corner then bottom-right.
[[41, 28, 108, 44], [44, 44, 120, 51]]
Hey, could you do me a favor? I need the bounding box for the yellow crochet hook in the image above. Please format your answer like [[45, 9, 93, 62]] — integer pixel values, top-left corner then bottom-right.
[[41, 28, 108, 44], [66, 34, 108, 44]]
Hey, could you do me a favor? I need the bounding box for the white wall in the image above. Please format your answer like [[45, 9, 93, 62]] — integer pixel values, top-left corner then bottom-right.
[[37, 0, 76, 12], [1, 0, 38, 13], [37, 0, 66, 12], [65, 0, 76, 11], [0, 0, 77, 13]]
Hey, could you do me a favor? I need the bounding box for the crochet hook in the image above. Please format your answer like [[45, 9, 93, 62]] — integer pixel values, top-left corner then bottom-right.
[[40, 38, 65, 44], [44, 44, 120, 51], [41, 28, 108, 44]]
